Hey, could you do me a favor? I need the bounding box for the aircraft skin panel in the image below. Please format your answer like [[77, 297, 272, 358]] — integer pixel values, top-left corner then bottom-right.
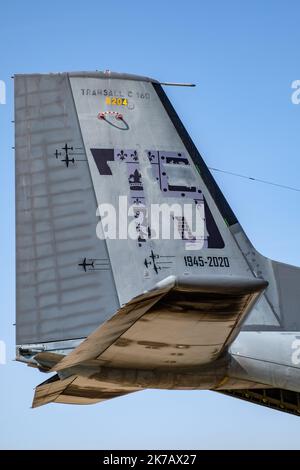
[[231, 223, 300, 331], [231, 331, 300, 368], [228, 331, 300, 393], [69, 75, 252, 307], [15, 74, 119, 346], [228, 224, 300, 391]]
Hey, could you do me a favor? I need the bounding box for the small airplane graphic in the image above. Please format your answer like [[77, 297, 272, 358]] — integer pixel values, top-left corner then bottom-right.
[[60, 143, 75, 167], [78, 257, 95, 272], [62, 143, 73, 154], [61, 154, 75, 168], [144, 250, 174, 274], [144, 250, 161, 274], [54, 143, 86, 168], [149, 250, 160, 274]]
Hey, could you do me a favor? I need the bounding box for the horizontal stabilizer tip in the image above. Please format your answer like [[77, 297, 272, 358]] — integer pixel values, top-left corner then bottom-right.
[[32, 374, 139, 407]]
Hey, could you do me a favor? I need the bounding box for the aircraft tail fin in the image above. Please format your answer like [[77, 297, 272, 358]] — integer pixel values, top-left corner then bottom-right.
[[14, 71, 270, 366]]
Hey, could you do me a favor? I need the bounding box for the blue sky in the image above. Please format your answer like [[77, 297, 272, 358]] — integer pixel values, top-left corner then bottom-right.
[[1, 0, 300, 449]]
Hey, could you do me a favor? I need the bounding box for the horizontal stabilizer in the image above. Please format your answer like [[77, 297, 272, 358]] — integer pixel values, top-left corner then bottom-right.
[[32, 375, 75, 408], [52, 275, 267, 372], [52, 278, 174, 372], [32, 373, 139, 408], [34, 352, 64, 371]]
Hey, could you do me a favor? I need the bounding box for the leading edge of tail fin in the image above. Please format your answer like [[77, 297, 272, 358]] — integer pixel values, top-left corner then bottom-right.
[[152, 82, 238, 228]]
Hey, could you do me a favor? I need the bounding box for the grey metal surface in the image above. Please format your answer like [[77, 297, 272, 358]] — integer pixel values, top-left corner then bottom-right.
[[272, 261, 300, 330], [15, 70, 160, 83], [231, 223, 300, 330], [229, 349, 300, 393], [15, 74, 119, 345], [70, 74, 252, 308]]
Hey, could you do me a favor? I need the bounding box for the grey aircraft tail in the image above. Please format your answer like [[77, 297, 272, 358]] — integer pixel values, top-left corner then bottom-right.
[[14, 71, 300, 414]]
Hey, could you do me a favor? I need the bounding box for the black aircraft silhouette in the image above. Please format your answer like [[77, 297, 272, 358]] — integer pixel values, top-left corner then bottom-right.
[[60, 144, 75, 167], [62, 143, 73, 153], [54, 149, 61, 159], [144, 250, 161, 274], [78, 257, 95, 272], [149, 250, 161, 274], [61, 154, 75, 168]]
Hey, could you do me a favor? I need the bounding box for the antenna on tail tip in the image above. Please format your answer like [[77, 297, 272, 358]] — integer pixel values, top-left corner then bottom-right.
[[160, 82, 196, 87]]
